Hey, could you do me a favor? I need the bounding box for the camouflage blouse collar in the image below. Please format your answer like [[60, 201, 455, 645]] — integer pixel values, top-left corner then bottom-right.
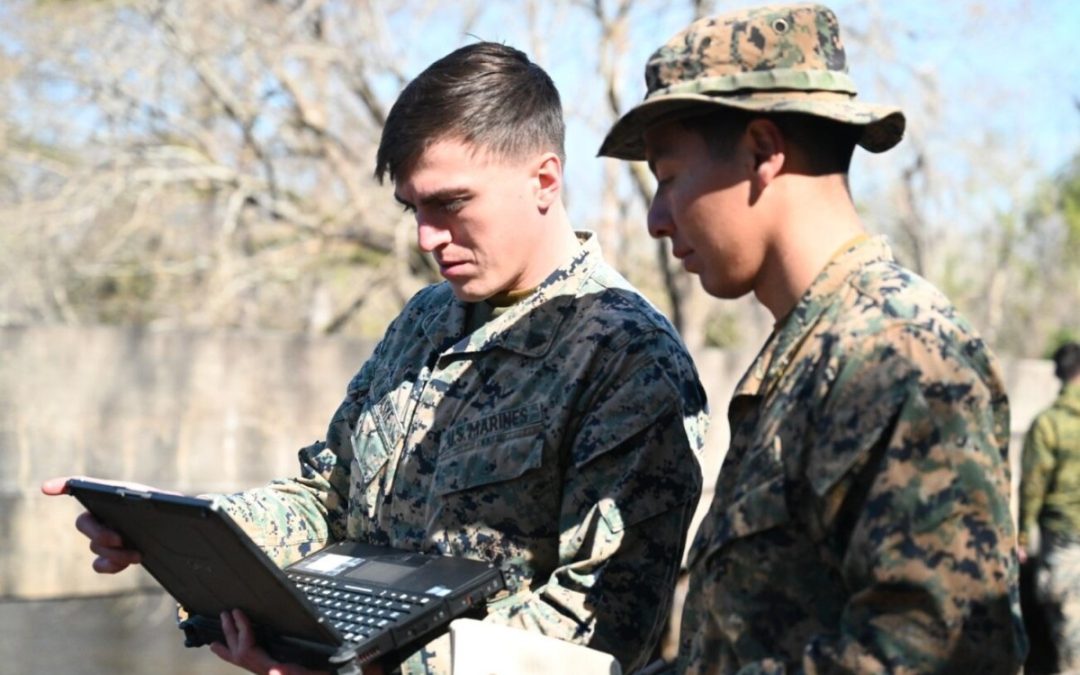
[[422, 231, 602, 357], [736, 235, 894, 398]]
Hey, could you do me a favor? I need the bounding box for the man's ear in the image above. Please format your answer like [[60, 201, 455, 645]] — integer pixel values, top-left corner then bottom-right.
[[534, 152, 562, 212], [745, 118, 786, 188]]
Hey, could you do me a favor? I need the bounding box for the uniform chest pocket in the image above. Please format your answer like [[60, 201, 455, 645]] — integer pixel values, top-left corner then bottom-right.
[[688, 470, 790, 569], [432, 434, 544, 496]]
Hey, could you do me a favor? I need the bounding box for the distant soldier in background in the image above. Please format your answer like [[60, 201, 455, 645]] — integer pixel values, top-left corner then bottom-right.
[[1021, 341, 1080, 671]]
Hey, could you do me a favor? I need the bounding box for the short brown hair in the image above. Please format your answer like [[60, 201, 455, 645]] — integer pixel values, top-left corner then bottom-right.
[[374, 42, 565, 184]]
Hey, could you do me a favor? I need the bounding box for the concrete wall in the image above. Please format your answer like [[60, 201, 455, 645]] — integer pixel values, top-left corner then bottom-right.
[[0, 326, 375, 598], [0, 326, 1060, 600]]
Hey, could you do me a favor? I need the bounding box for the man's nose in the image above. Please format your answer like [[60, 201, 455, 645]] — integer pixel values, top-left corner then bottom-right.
[[647, 196, 674, 240], [416, 220, 451, 252]]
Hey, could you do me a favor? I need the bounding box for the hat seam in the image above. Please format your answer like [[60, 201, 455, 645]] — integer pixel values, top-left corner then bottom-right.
[[646, 68, 857, 99]]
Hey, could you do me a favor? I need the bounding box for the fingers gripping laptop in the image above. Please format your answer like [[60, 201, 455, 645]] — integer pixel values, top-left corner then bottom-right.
[[65, 478, 505, 673]]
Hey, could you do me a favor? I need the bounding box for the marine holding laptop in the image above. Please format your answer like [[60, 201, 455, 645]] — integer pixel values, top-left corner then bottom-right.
[[44, 42, 708, 675]]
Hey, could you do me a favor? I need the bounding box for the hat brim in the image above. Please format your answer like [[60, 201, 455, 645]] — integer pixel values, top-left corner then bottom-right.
[[598, 91, 905, 160]]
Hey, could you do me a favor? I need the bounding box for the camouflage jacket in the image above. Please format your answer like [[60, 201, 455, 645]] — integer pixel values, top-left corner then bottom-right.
[[678, 237, 1026, 674], [1020, 382, 1080, 547], [218, 232, 708, 674]]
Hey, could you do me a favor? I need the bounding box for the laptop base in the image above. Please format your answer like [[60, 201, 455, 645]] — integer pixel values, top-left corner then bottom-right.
[[179, 613, 363, 674]]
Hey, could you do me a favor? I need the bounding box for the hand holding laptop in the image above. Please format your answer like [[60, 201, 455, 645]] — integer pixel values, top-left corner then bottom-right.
[[210, 608, 384, 675], [41, 475, 167, 573]]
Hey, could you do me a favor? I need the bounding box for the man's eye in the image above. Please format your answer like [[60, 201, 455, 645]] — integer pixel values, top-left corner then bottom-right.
[[442, 198, 466, 214], [400, 203, 417, 214]]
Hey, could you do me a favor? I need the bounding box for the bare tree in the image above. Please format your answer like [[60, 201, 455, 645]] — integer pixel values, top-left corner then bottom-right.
[[2, 0, 1076, 358], [0, 0, 432, 335]]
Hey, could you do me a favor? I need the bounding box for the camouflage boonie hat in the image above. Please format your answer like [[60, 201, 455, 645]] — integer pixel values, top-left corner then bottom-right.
[[598, 3, 905, 160]]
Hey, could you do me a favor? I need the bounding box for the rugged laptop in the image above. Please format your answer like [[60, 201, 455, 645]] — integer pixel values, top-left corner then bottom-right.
[[66, 478, 505, 673]]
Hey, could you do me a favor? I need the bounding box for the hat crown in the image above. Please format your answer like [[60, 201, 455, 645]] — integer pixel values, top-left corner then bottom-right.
[[645, 4, 854, 99], [596, 2, 905, 160]]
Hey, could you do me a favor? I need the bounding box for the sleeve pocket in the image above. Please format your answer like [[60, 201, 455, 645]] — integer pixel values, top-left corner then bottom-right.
[[433, 434, 544, 496], [351, 400, 393, 489]]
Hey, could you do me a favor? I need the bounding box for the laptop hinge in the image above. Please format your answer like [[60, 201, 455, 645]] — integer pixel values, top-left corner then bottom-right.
[[328, 646, 362, 675]]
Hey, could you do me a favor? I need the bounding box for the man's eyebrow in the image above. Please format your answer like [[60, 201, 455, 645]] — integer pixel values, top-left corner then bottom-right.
[[395, 187, 472, 207]]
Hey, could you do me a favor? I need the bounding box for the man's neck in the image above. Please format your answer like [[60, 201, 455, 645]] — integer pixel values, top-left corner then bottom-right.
[[518, 204, 580, 288], [754, 173, 864, 321]]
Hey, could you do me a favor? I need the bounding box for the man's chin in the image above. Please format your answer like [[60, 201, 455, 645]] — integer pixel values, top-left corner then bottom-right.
[[446, 281, 488, 303], [700, 275, 752, 301]]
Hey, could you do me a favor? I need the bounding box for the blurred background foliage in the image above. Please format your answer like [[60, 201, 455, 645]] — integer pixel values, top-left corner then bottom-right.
[[0, 0, 1077, 357]]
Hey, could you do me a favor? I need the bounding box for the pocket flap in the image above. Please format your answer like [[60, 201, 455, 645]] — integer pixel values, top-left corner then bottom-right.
[[433, 434, 544, 496], [688, 473, 789, 567]]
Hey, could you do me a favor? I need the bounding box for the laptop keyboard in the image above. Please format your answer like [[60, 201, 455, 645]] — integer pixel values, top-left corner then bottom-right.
[[287, 572, 430, 643]]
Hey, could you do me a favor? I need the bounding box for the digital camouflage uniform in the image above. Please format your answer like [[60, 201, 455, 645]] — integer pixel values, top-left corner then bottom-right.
[[598, 4, 1026, 673], [677, 237, 1026, 673], [216, 232, 708, 674], [1020, 382, 1080, 669]]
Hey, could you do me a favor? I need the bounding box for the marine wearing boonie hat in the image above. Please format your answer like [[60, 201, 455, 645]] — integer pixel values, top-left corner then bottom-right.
[[598, 2, 905, 160]]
